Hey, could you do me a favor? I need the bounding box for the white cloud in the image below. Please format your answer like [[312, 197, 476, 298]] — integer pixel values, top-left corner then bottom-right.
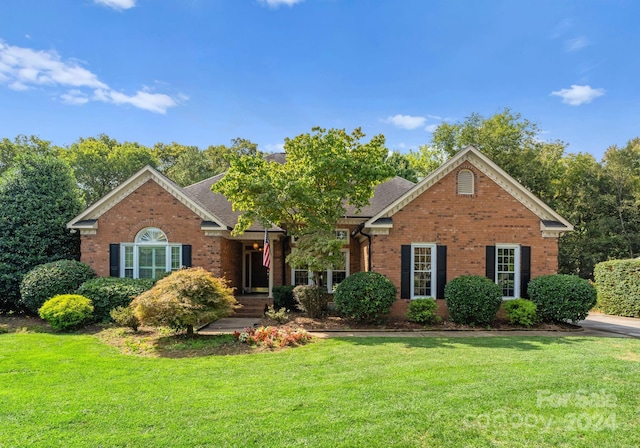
[[385, 114, 427, 130], [565, 36, 589, 52], [551, 84, 605, 106], [259, 0, 304, 7], [61, 89, 89, 105], [0, 39, 182, 114], [94, 0, 136, 10]]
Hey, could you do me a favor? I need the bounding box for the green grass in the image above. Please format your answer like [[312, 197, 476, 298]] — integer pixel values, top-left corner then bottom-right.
[[1, 334, 639, 447]]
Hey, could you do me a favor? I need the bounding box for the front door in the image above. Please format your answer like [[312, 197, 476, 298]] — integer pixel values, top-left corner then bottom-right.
[[245, 250, 269, 293]]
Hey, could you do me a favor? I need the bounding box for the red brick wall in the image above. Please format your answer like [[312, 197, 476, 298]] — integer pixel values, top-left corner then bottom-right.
[[81, 180, 228, 279], [371, 163, 560, 317]]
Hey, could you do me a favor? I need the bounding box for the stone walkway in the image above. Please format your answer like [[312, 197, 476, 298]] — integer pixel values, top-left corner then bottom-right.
[[198, 313, 640, 338]]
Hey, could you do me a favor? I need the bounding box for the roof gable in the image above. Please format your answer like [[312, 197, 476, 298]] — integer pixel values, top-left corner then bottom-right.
[[364, 146, 573, 233], [67, 165, 227, 230]]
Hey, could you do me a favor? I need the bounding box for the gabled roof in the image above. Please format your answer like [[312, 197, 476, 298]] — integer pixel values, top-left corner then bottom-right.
[[364, 145, 573, 233], [67, 165, 227, 230]]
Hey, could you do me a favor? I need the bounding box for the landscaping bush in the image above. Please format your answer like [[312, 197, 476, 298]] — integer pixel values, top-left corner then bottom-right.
[[293, 285, 329, 318], [38, 294, 94, 331], [20, 260, 96, 314], [0, 154, 83, 311], [407, 298, 441, 325], [503, 299, 538, 327], [130, 267, 236, 336], [76, 277, 154, 322], [527, 274, 597, 323], [110, 306, 140, 332], [273, 285, 297, 311], [444, 275, 502, 325], [265, 305, 290, 324], [233, 326, 313, 348], [594, 259, 640, 317], [332, 272, 397, 323]]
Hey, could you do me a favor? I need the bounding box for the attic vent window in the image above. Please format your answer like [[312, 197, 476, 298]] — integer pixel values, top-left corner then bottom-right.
[[457, 169, 474, 195]]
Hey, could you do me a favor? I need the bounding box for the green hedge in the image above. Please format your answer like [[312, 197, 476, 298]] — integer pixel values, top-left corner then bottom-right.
[[528, 274, 596, 323], [76, 277, 154, 323], [594, 259, 640, 317], [333, 272, 396, 323], [20, 260, 96, 314], [273, 285, 297, 311], [39, 294, 94, 331], [503, 299, 538, 327], [444, 275, 502, 325]]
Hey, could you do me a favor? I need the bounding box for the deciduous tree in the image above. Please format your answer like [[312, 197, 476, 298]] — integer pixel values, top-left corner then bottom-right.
[[213, 127, 393, 285]]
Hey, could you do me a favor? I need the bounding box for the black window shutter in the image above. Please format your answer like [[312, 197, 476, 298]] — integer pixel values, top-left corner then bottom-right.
[[182, 245, 192, 268], [436, 245, 447, 299], [109, 244, 120, 277], [400, 245, 411, 299], [486, 246, 496, 281], [520, 246, 531, 298]]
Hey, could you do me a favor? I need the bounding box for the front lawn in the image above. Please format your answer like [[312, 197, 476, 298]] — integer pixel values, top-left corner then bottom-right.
[[1, 332, 639, 447]]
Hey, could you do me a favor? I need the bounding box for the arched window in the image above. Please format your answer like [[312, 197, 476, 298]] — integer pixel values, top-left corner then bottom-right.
[[457, 169, 474, 195], [121, 227, 182, 279]]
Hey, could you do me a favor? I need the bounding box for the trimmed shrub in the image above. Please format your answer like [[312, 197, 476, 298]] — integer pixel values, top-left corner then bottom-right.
[[503, 299, 538, 327], [273, 285, 297, 311], [110, 306, 140, 332], [265, 305, 290, 324], [293, 285, 329, 318], [407, 298, 441, 325], [131, 267, 236, 336], [38, 294, 94, 331], [528, 274, 596, 323], [76, 277, 154, 322], [594, 259, 640, 317], [444, 275, 502, 325], [333, 272, 397, 323], [20, 260, 96, 314]]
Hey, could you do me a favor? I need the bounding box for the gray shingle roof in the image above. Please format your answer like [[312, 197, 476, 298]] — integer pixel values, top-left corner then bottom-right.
[[181, 155, 414, 230]]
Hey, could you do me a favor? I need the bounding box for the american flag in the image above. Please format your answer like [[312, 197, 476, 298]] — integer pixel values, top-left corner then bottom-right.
[[263, 229, 271, 270]]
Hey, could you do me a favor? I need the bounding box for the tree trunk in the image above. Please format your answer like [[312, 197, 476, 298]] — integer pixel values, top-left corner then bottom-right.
[[186, 325, 194, 337]]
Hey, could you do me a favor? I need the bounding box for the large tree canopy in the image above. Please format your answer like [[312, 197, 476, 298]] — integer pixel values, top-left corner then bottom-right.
[[0, 155, 83, 310], [59, 134, 157, 205], [213, 127, 393, 281]]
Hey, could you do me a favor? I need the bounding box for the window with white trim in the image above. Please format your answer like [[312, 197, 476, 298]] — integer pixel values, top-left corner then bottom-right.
[[496, 245, 520, 298], [121, 227, 182, 279], [457, 169, 474, 195], [411, 244, 436, 298], [292, 250, 349, 292]]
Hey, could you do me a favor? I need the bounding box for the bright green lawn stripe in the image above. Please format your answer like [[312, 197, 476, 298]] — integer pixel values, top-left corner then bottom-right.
[[0, 334, 638, 447]]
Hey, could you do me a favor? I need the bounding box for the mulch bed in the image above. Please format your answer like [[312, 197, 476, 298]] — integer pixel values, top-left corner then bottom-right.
[[261, 313, 581, 332]]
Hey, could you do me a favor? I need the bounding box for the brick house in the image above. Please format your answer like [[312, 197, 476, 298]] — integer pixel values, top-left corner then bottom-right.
[[67, 146, 572, 316]]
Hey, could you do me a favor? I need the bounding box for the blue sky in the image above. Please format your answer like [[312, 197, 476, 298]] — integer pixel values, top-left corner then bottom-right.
[[1, 0, 638, 159]]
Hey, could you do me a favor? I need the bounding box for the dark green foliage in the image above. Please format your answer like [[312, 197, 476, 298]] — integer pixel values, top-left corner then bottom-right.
[[293, 285, 329, 318], [333, 272, 397, 323], [272, 285, 297, 311], [38, 294, 94, 331], [110, 306, 140, 331], [0, 155, 83, 310], [20, 260, 96, 314], [503, 299, 538, 327], [527, 274, 597, 323], [444, 275, 503, 325], [594, 259, 640, 317], [407, 298, 441, 325], [77, 277, 154, 322]]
